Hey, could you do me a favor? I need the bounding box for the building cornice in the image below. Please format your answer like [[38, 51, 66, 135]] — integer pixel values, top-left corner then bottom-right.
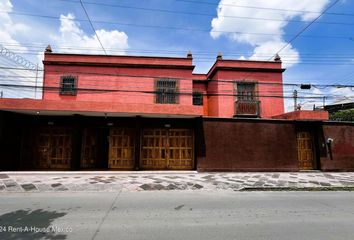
[[207, 66, 286, 79], [43, 61, 195, 70]]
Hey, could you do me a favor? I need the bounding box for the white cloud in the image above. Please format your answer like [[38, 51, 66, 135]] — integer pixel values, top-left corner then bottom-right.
[[250, 40, 299, 67], [298, 87, 326, 110], [0, 0, 38, 99], [284, 98, 295, 112], [210, 0, 330, 67], [0, 4, 129, 99], [0, 0, 30, 52], [285, 86, 354, 112], [329, 87, 354, 104], [53, 13, 129, 55], [284, 87, 327, 112]]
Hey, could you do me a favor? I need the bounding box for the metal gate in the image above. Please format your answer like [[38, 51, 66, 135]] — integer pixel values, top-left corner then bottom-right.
[[108, 128, 135, 169], [297, 131, 315, 170], [140, 128, 194, 170]]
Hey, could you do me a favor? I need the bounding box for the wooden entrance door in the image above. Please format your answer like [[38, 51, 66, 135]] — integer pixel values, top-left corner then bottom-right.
[[48, 128, 72, 169], [140, 128, 194, 170], [108, 128, 135, 169], [297, 131, 315, 170], [30, 127, 72, 169], [36, 130, 51, 168], [81, 128, 98, 168]]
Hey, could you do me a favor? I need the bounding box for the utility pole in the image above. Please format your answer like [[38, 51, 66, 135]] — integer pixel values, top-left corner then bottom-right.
[[293, 90, 298, 111], [0, 91, 3, 98], [35, 63, 39, 99], [323, 96, 326, 108]]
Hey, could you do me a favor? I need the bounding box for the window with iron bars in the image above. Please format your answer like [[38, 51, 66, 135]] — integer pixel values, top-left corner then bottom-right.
[[193, 91, 203, 106], [155, 78, 178, 104], [236, 82, 256, 101], [60, 75, 77, 95]]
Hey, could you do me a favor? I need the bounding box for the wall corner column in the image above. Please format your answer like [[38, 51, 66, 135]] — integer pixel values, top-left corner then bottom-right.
[[134, 116, 142, 170]]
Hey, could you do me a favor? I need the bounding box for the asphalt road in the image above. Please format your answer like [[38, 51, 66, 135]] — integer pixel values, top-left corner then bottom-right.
[[0, 191, 353, 240]]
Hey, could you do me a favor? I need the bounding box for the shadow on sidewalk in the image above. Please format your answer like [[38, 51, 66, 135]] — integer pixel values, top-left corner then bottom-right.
[[0, 209, 67, 239]]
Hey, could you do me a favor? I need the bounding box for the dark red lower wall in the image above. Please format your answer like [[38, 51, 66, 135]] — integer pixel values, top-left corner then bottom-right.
[[1, 111, 354, 172], [320, 123, 354, 171], [0, 112, 22, 170], [197, 118, 299, 171]]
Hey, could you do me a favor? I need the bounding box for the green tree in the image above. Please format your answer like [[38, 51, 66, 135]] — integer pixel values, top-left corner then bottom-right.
[[330, 109, 354, 122]]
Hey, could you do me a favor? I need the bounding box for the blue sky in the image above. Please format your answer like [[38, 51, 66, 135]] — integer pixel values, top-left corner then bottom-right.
[[0, 0, 354, 110]]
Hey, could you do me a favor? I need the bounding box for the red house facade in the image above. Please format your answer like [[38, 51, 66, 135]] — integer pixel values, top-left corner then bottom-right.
[[8, 48, 286, 119], [0, 47, 352, 172]]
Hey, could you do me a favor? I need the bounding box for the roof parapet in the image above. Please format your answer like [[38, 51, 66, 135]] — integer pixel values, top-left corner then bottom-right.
[[45, 45, 52, 53], [217, 52, 222, 60]]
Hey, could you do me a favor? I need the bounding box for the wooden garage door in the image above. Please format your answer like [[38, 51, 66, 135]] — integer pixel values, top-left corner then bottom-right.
[[108, 128, 135, 169], [297, 131, 315, 170], [141, 128, 194, 170], [33, 127, 72, 169]]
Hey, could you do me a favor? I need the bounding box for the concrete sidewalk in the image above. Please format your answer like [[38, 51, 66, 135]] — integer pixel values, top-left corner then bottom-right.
[[1, 172, 354, 192]]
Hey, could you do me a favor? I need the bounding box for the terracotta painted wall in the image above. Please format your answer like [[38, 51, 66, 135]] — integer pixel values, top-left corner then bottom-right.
[[197, 119, 298, 171], [272, 110, 329, 120], [208, 70, 284, 118], [43, 65, 194, 105], [42, 53, 286, 118], [206, 72, 220, 117], [320, 123, 354, 171], [193, 82, 208, 115]]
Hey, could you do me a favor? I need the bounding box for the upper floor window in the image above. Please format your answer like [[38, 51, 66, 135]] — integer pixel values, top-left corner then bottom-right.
[[235, 82, 260, 117], [193, 91, 203, 106], [155, 78, 178, 104], [60, 75, 77, 95], [236, 82, 256, 101]]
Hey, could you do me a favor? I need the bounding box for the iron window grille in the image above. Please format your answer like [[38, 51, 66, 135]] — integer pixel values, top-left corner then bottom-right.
[[234, 82, 260, 117], [236, 82, 256, 101], [60, 75, 77, 95], [193, 91, 203, 106], [155, 78, 178, 104]]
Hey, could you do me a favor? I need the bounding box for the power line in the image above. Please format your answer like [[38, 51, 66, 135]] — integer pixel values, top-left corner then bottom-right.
[[173, 0, 354, 17], [5, 45, 354, 58], [3, 49, 354, 66], [237, 0, 341, 84], [1, 74, 352, 83], [78, 0, 107, 55], [275, 0, 342, 57], [55, 0, 354, 24], [1, 78, 350, 100], [2, 9, 354, 31], [1, 65, 354, 88], [0, 82, 341, 99], [4, 42, 354, 54]]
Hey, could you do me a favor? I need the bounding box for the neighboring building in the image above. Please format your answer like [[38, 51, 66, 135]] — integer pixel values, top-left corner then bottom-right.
[[324, 101, 354, 114], [0, 47, 352, 172]]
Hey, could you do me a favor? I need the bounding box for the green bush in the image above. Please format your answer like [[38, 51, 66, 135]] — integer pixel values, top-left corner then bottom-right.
[[330, 109, 354, 122]]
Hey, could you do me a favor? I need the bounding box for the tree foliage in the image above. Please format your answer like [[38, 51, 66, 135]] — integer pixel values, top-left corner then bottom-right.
[[330, 109, 354, 122]]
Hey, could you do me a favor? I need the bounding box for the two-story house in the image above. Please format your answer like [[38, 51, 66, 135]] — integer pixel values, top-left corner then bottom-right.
[[2, 46, 345, 172]]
